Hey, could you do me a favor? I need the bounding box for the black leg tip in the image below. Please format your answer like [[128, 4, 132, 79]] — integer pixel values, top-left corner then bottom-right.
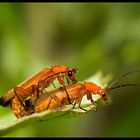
[[0, 97, 9, 107]]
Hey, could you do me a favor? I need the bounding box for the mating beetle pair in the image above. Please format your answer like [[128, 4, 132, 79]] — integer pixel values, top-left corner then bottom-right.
[[0, 65, 137, 118]]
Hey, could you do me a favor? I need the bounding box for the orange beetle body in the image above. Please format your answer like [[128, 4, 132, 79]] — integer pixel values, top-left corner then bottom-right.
[[24, 82, 108, 116]]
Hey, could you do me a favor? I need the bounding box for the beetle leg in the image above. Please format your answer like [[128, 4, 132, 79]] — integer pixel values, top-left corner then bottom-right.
[[75, 89, 89, 112], [45, 89, 61, 107], [48, 94, 61, 107], [33, 88, 62, 108], [62, 85, 72, 104], [90, 99, 97, 112], [57, 75, 72, 104], [45, 97, 53, 109], [36, 80, 45, 97], [86, 91, 97, 112], [79, 106, 88, 112], [66, 76, 70, 85], [37, 77, 56, 97], [72, 101, 76, 109]]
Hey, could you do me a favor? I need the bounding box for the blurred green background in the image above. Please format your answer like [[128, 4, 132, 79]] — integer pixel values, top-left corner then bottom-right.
[[0, 3, 140, 137]]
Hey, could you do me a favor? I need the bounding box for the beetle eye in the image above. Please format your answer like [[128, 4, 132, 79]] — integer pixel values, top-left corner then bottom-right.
[[68, 71, 73, 77]]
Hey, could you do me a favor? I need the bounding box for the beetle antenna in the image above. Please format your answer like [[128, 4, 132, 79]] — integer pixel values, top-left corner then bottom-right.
[[107, 83, 139, 91], [108, 70, 139, 89]]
